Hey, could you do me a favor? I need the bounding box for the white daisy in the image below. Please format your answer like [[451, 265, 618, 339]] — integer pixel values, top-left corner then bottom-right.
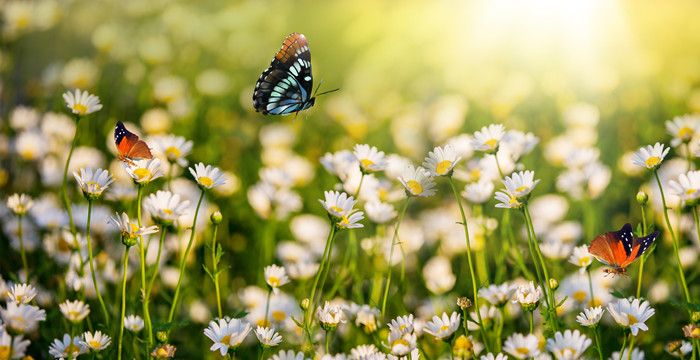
[[80, 331, 111, 351], [264, 264, 290, 292], [609, 348, 644, 360], [124, 158, 164, 184], [568, 245, 593, 269], [514, 282, 543, 311], [503, 333, 540, 359], [479, 282, 516, 307], [388, 314, 415, 335], [546, 329, 591, 360], [203, 317, 252, 356], [423, 312, 461, 340], [59, 299, 90, 323], [397, 164, 436, 197], [189, 162, 226, 189], [494, 190, 522, 209], [502, 170, 540, 199], [124, 314, 144, 332], [607, 297, 655, 336], [316, 302, 346, 330], [631, 143, 670, 170], [668, 170, 700, 205], [255, 326, 282, 347], [462, 179, 495, 204], [319, 191, 357, 218], [49, 333, 87, 359], [351, 344, 382, 359], [472, 124, 506, 153], [143, 190, 190, 225], [354, 144, 387, 173], [576, 306, 604, 327], [153, 134, 193, 167], [0, 302, 46, 333], [7, 193, 33, 216], [387, 328, 417, 355], [62, 89, 103, 116], [365, 201, 397, 224], [320, 150, 357, 181], [467, 305, 500, 331], [73, 168, 114, 199], [108, 212, 159, 243], [0, 330, 30, 359], [7, 283, 37, 304], [666, 115, 700, 147], [422, 145, 461, 176]]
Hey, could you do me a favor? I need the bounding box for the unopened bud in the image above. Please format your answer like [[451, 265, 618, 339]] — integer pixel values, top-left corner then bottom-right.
[[549, 278, 559, 290], [156, 331, 168, 343], [636, 191, 648, 205], [301, 298, 310, 310], [210, 211, 223, 225], [457, 297, 472, 310], [691, 311, 700, 323]]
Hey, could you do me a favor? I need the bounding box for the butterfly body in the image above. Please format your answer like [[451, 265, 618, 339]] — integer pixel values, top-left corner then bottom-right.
[[588, 223, 658, 276], [253, 33, 316, 115], [114, 121, 153, 164]]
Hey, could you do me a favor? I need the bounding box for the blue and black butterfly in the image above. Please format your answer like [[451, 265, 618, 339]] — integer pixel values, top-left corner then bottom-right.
[[253, 33, 337, 115]]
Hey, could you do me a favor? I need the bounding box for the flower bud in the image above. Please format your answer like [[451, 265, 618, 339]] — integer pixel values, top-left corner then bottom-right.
[[210, 211, 223, 225], [300, 298, 310, 310], [549, 278, 559, 290], [157, 331, 168, 343], [636, 191, 648, 205], [457, 297, 472, 310], [121, 234, 138, 247], [691, 311, 700, 323]]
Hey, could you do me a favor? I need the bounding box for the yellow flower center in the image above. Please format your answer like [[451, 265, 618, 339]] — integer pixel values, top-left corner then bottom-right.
[[221, 335, 231, 345], [19, 149, 35, 160], [130, 223, 139, 233], [678, 126, 694, 140], [339, 216, 350, 227], [645, 156, 661, 168], [392, 338, 409, 348], [360, 159, 374, 169], [88, 340, 102, 349], [268, 276, 280, 287], [256, 319, 270, 327], [134, 168, 151, 180], [87, 181, 102, 192], [15, 294, 23, 302], [573, 291, 587, 303], [469, 168, 481, 182], [516, 347, 530, 355], [163, 208, 173, 215], [406, 180, 423, 195], [627, 314, 638, 324], [272, 310, 286, 322], [0, 346, 10, 360], [508, 196, 519, 205], [436, 160, 453, 175], [72, 104, 88, 115], [515, 185, 529, 193], [378, 188, 388, 202], [440, 324, 450, 332], [156, 348, 169, 357], [691, 328, 700, 337], [165, 146, 181, 159], [330, 205, 344, 214], [66, 343, 79, 354], [198, 176, 213, 188], [485, 138, 498, 149], [68, 310, 81, 319], [578, 256, 591, 266]]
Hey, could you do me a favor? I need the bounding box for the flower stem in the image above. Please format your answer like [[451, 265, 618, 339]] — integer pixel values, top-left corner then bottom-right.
[[593, 327, 604, 360], [617, 332, 629, 360], [381, 197, 410, 318], [86, 199, 109, 325], [528, 310, 534, 333], [146, 228, 166, 308], [586, 268, 595, 306], [136, 185, 153, 348], [305, 223, 337, 330], [264, 288, 272, 326], [635, 204, 648, 298], [117, 246, 130, 360], [653, 170, 692, 303], [210, 221, 223, 319], [169, 189, 206, 322], [325, 330, 332, 354], [61, 117, 80, 236], [448, 177, 490, 353], [17, 215, 28, 279]]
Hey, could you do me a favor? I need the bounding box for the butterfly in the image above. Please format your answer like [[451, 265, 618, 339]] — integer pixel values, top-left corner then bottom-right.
[[253, 33, 337, 116], [588, 223, 659, 276], [114, 121, 153, 165]]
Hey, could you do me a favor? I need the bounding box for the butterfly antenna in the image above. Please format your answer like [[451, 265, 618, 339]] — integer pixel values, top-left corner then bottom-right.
[[312, 79, 340, 98]]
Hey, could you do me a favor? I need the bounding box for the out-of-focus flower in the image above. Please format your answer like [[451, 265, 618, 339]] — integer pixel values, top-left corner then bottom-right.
[[568, 245, 593, 269], [423, 256, 456, 295], [0, 302, 46, 333], [479, 283, 516, 307], [546, 330, 591, 360], [61, 58, 99, 89], [124, 158, 164, 184], [62, 89, 103, 116], [49, 333, 87, 359], [609, 348, 645, 360], [143, 190, 190, 226], [666, 115, 700, 147], [632, 143, 670, 170], [354, 144, 387, 173], [141, 108, 172, 135], [480, 353, 508, 360], [124, 314, 144, 332], [668, 170, 700, 205], [316, 302, 346, 330], [255, 326, 282, 347], [665, 340, 692, 358], [151, 344, 177, 359], [203, 317, 252, 356], [398, 165, 436, 197], [269, 350, 308, 360], [15, 131, 48, 161], [503, 333, 540, 359], [423, 145, 461, 177], [7, 283, 37, 304], [576, 306, 604, 327], [264, 265, 290, 293], [607, 297, 655, 336], [365, 201, 397, 224], [424, 312, 460, 340], [189, 163, 226, 189], [59, 300, 90, 323], [9, 106, 40, 131], [74, 168, 113, 199], [472, 124, 506, 153], [196, 68, 230, 97], [462, 180, 494, 204], [7, 193, 33, 216], [153, 135, 193, 167], [80, 331, 111, 351]]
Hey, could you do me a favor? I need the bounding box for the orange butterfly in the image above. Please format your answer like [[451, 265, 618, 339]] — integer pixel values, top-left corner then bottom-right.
[[588, 223, 658, 276], [114, 121, 153, 164]]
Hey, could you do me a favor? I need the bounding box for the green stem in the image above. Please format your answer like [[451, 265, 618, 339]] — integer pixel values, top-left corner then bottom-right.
[[593, 327, 604, 360], [136, 185, 153, 348], [86, 200, 110, 325], [17, 215, 28, 279], [118, 246, 130, 360], [617, 332, 628, 360], [210, 222, 223, 319], [61, 117, 80, 235], [168, 189, 206, 322], [586, 268, 595, 307], [528, 310, 534, 333], [305, 224, 337, 331], [264, 288, 272, 326], [146, 228, 167, 306], [636, 205, 648, 298], [325, 330, 332, 354], [381, 198, 410, 318], [448, 177, 490, 353], [653, 170, 692, 304]]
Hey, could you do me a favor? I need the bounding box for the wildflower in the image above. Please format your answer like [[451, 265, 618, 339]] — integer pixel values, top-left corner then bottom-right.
[[423, 312, 461, 340], [502, 170, 540, 199], [609, 348, 644, 360], [682, 324, 700, 339], [49, 333, 87, 359], [457, 297, 473, 310], [321, 150, 357, 181], [479, 282, 516, 307], [7, 193, 33, 216], [365, 201, 397, 224], [472, 124, 506, 153], [631, 143, 670, 170], [352, 304, 380, 333], [453, 335, 478, 360], [316, 302, 346, 330], [59, 300, 90, 323], [80, 331, 111, 351], [568, 245, 593, 269], [546, 330, 591, 360], [203, 317, 252, 356], [0, 330, 29, 358], [354, 144, 387, 173], [264, 264, 290, 293], [668, 170, 700, 205], [108, 212, 159, 246], [480, 354, 508, 360], [514, 282, 543, 311], [124, 158, 164, 184], [337, 210, 365, 229], [398, 164, 436, 197], [255, 326, 282, 347], [387, 328, 417, 355], [666, 340, 692, 358], [0, 302, 46, 333], [576, 306, 604, 327], [143, 190, 190, 225], [607, 297, 655, 336], [388, 314, 415, 335], [15, 131, 47, 161], [666, 115, 700, 146], [269, 350, 308, 360], [124, 314, 144, 332], [351, 344, 382, 359], [62, 89, 103, 116], [503, 333, 540, 359], [189, 162, 226, 189], [423, 256, 456, 295], [423, 145, 461, 176], [73, 168, 114, 199], [467, 305, 500, 331], [153, 134, 193, 167], [494, 190, 521, 209], [462, 179, 495, 204], [151, 344, 177, 359], [319, 190, 357, 218], [7, 283, 37, 304]]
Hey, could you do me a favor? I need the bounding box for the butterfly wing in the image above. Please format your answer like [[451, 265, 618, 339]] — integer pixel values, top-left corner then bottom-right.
[[115, 122, 153, 160], [588, 232, 619, 267], [253, 33, 314, 115], [590, 223, 657, 269], [126, 140, 153, 160]]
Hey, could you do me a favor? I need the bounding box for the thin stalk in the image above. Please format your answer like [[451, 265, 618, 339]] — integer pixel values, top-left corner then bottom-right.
[[168, 189, 206, 322], [264, 288, 272, 326], [61, 117, 80, 235], [653, 170, 691, 303], [85, 200, 109, 324], [448, 177, 490, 352], [325, 330, 332, 354], [17, 215, 28, 278], [528, 310, 534, 333], [636, 205, 648, 298], [146, 229, 167, 305], [305, 224, 337, 330], [117, 246, 130, 360], [586, 268, 595, 306], [381, 198, 410, 318], [593, 327, 604, 360], [136, 185, 152, 348], [210, 222, 223, 319], [617, 332, 629, 360]]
